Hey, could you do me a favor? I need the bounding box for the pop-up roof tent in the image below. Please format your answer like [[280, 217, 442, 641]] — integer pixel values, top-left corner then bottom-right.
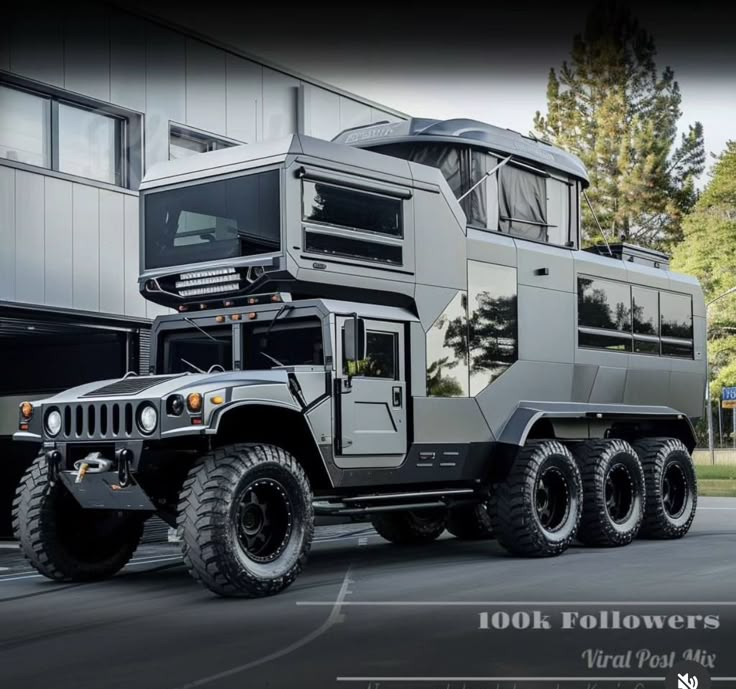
[[332, 118, 589, 242]]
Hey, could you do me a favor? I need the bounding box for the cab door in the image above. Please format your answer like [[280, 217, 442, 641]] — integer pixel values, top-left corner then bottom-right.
[[336, 318, 407, 456]]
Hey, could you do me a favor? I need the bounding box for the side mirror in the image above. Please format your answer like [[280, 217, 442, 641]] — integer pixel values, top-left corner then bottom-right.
[[343, 316, 366, 364]]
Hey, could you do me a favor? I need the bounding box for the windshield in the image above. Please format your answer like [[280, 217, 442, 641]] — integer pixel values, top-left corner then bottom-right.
[[159, 318, 324, 374], [144, 169, 280, 270]]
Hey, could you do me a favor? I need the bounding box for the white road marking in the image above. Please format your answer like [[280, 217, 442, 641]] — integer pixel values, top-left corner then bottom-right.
[[358, 537, 368, 546], [173, 566, 354, 689], [300, 600, 736, 606], [337, 678, 736, 684]]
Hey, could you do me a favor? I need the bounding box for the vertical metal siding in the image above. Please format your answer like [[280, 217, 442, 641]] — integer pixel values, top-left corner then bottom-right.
[[0, 167, 15, 301], [71, 184, 100, 312], [43, 177, 74, 307], [145, 24, 186, 168], [262, 67, 298, 140], [339, 97, 372, 131], [110, 11, 147, 113], [14, 171, 45, 304], [99, 190, 125, 314], [0, 19, 9, 71], [63, 4, 111, 102], [225, 55, 262, 144], [303, 85, 340, 141], [123, 195, 146, 318], [8, 9, 65, 87], [186, 39, 227, 134]]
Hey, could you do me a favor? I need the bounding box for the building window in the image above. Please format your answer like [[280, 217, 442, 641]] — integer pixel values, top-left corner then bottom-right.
[[169, 125, 238, 160], [0, 82, 130, 187], [660, 291, 694, 358], [0, 85, 50, 167]]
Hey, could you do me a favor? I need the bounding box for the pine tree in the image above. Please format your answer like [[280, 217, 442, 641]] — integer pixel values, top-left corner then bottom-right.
[[671, 141, 736, 399], [533, 1, 705, 248]]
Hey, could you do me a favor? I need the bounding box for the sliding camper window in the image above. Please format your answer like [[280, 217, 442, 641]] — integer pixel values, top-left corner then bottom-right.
[[302, 179, 404, 266]]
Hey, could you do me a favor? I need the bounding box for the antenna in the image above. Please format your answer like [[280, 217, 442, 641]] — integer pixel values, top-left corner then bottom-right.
[[457, 155, 513, 203], [582, 191, 613, 257]]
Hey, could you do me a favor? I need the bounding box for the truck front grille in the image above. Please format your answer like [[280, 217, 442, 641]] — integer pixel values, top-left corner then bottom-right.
[[59, 402, 138, 440]]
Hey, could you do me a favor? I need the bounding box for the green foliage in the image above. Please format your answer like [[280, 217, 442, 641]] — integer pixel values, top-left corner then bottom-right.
[[671, 141, 736, 399], [533, 1, 705, 249]]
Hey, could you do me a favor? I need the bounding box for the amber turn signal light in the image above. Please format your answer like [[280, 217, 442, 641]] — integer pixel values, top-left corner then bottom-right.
[[186, 392, 203, 413], [20, 402, 33, 420], [211, 396, 224, 405]]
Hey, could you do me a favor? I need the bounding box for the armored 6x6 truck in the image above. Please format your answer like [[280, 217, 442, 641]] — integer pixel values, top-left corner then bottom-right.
[[13, 118, 705, 597]]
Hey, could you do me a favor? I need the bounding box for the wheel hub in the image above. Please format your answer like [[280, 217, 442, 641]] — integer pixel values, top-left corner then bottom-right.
[[535, 466, 569, 532], [236, 479, 293, 563], [604, 462, 635, 524], [662, 463, 688, 518]]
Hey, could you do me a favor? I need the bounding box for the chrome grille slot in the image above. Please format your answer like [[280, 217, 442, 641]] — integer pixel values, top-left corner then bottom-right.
[[100, 405, 108, 437], [112, 404, 120, 435], [75, 407, 83, 437], [64, 407, 72, 436], [88, 405, 96, 436]]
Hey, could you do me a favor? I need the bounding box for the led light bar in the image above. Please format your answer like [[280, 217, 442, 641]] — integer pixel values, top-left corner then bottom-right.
[[178, 283, 240, 297], [179, 267, 237, 281], [175, 274, 241, 289]]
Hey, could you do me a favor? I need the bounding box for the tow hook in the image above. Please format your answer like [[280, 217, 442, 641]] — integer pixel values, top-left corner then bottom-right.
[[73, 453, 113, 483], [46, 450, 62, 484], [116, 449, 133, 488]]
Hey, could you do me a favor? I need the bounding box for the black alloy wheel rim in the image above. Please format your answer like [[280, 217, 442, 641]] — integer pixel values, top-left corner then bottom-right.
[[535, 465, 570, 532], [605, 462, 635, 524], [236, 479, 293, 563], [662, 462, 688, 519]]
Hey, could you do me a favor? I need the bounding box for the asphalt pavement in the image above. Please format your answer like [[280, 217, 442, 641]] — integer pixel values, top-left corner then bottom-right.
[[1, 498, 736, 689]]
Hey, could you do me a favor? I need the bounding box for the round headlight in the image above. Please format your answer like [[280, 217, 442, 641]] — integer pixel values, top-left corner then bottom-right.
[[137, 404, 158, 434], [46, 409, 62, 436], [167, 394, 184, 416]]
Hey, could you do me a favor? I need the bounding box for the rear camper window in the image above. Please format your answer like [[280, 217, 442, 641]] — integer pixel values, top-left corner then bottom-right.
[[144, 170, 280, 270], [577, 276, 694, 358]]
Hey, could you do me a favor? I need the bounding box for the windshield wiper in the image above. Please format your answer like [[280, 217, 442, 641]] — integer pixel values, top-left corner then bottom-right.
[[183, 317, 227, 343], [260, 352, 286, 367], [180, 357, 205, 374], [257, 304, 294, 368]]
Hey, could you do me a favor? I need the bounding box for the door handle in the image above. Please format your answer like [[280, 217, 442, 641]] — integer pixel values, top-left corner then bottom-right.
[[392, 386, 402, 407]]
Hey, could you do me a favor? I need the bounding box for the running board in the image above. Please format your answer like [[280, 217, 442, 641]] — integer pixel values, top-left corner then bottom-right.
[[313, 488, 481, 516]]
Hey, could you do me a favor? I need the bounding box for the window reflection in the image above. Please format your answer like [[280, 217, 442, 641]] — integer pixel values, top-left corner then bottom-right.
[[468, 261, 518, 395], [426, 292, 469, 397], [632, 287, 659, 335], [0, 85, 50, 167], [578, 277, 632, 332], [660, 292, 693, 340]]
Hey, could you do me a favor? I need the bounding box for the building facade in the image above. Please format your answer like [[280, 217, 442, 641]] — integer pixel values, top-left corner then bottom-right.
[[0, 3, 405, 534]]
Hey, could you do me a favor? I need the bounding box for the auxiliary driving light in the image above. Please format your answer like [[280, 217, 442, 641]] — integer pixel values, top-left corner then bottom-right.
[[137, 403, 158, 434], [45, 409, 62, 437], [20, 401, 33, 420], [167, 395, 185, 416], [187, 392, 203, 413]]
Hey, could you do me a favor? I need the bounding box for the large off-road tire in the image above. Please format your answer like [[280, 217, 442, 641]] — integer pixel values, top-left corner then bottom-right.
[[13, 454, 144, 581], [491, 440, 582, 557], [631, 438, 697, 539], [446, 502, 494, 540], [571, 439, 645, 547], [177, 443, 314, 598], [371, 509, 447, 545]]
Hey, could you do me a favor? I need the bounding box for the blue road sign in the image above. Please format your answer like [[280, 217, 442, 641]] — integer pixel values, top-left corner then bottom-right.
[[723, 387, 736, 401]]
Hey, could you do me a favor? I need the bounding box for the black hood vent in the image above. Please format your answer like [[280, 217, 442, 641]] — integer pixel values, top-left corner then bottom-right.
[[81, 375, 184, 398]]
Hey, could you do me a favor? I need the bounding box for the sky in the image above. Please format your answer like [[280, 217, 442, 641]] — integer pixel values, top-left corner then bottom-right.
[[135, 1, 736, 184]]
